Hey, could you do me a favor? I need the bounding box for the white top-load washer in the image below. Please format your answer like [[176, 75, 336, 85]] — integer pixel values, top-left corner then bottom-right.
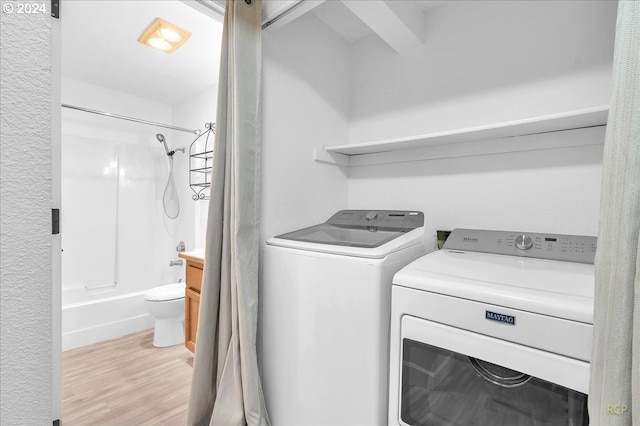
[[388, 228, 596, 426], [263, 210, 433, 426]]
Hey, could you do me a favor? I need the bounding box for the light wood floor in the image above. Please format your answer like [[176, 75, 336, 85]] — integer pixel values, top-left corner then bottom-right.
[[62, 329, 193, 425]]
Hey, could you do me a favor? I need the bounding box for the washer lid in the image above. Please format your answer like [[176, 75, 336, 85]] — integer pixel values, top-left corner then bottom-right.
[[145, 283, 186, 301], [267, 210, 425, 258], [273, 210, 423, 248], [276, 223, 408, 248], [393, 250, 595, 323]]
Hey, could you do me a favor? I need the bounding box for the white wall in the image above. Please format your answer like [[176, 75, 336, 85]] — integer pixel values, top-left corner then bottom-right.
[[0, 8, 53, 425], [348, 0, 617, 142], [173, 83, 218, 249], [346, 0, 616, 239], [261, 13, 350, 240], [349, 143, 604, 237]]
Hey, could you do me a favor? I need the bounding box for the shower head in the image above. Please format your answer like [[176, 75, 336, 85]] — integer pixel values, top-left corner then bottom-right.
[[156, 133, 173, 156]]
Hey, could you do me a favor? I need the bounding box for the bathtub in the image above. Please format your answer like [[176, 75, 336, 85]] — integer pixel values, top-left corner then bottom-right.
[[62, 287, 155, 351]]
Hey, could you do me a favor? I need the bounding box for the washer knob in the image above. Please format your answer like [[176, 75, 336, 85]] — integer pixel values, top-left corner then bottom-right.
[[515, 234, 533, 250], [364, 211, 378, 221]]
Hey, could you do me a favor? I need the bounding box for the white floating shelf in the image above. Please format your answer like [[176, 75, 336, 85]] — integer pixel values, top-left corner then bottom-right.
[[314, 105, 609, 167]]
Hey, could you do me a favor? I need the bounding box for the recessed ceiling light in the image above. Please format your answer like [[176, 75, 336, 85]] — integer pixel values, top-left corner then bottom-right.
[[148, 37, 172, 51], [159, 28, 183, 43], [138, 18, 191, 54]]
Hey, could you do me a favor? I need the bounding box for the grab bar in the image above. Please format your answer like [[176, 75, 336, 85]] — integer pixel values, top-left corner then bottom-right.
[[169, 259, 184, 267]]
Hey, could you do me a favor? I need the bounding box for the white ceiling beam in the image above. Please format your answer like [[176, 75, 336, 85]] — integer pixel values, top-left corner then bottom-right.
[[341, 0, 425, 53], [262, 0, 326, 31]]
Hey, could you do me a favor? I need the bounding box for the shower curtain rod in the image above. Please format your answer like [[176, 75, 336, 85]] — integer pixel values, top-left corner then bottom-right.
[[188, 0, 309, 30], [261, 0, 308, 29], [62, 104, 200, 135]]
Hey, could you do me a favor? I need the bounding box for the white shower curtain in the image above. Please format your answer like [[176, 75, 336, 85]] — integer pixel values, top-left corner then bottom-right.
[[589, 1, 639, 425], [187, 0, 269, 425]]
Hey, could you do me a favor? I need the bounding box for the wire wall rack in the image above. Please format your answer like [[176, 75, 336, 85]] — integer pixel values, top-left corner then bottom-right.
[[189, 122, 215, 200]]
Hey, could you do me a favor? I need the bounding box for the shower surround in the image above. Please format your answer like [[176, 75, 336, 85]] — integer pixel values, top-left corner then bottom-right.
[[60, 79, 194, 351]]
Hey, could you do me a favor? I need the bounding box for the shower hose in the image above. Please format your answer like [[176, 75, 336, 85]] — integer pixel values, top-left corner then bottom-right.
[[163, 155, 179, 219]]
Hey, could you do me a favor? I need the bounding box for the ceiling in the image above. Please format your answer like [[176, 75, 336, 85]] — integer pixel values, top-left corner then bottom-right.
[[312, 1, 447, 45], [61, 0, 448, 107], [62, 0, 223, 106]]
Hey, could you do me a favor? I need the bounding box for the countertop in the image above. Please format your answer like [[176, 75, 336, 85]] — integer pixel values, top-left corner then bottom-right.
[[178, 250, 205, 263]]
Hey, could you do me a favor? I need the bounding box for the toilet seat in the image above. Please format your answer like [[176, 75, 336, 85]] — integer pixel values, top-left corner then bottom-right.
[[145, 283, 186, 302]]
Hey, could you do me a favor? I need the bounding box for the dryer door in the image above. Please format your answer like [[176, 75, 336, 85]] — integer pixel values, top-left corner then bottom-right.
[[396, 316, 589, 426]]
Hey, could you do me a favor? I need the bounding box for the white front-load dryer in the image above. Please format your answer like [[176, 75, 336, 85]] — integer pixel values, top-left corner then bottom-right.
[[388, 228, 596, 426], [262, 210, 433, 426]]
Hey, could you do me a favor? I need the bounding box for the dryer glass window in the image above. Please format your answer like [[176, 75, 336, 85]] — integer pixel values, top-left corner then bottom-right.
[[400, 339, 588, 426]]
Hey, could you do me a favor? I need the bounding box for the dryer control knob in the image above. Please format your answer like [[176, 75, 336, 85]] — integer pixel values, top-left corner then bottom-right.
[[364, 211, 378, 221], [515, 234, 533, 250]]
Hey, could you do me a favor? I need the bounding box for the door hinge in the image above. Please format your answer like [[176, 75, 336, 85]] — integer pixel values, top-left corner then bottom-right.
[[52, 208, 60, 235], [51, 0, 59, 19]]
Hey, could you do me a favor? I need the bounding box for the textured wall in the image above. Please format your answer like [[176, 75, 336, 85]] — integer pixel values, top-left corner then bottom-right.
[[0, 5, 53, 425]]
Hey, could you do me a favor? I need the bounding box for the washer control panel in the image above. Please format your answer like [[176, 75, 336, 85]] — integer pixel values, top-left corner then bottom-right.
[[514, 234, 534, 250], [443, 228, 597, 264], [326, 210, 424, 230]]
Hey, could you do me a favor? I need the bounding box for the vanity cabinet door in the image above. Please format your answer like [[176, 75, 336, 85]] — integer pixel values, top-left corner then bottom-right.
[[183, 259, 203, 353], [185, 287, 200, 353]]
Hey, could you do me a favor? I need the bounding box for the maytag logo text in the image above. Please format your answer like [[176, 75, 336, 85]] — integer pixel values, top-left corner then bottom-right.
[[485, 310, 516, 325]]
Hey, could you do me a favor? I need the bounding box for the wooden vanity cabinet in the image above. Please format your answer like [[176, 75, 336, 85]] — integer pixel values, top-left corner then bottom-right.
[[178, 253, 203, 353]]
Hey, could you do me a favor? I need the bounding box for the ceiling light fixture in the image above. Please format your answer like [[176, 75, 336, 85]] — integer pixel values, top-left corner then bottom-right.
[[139, 18, 191, 54]]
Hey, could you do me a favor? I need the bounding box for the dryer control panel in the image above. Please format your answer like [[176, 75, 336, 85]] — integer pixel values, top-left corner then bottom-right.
[[443, 229, 597, 264]]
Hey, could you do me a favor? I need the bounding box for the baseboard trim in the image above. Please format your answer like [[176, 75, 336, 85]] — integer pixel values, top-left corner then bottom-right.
[[62, 314, 154, 351]]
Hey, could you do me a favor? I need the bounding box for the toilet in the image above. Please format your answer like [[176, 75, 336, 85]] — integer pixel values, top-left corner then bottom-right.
[[144, 282, 186, 347]]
